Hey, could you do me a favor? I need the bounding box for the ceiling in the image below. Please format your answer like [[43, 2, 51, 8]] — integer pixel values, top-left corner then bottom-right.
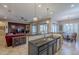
[[0, 3, 79, 23]]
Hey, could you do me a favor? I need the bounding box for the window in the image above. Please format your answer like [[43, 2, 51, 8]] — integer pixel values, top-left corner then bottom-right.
[[51, 23, 59, 32], [32, 25, 37, 34], [40, 24, 47, 34], [63, 24, 78, 34], [74, 24, 78, 33]]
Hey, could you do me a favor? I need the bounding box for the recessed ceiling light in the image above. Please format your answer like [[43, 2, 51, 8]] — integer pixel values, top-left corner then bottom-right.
[[3, 5, 8, 8], [38, 4, 42, 8], [70, 4, 75, 8]]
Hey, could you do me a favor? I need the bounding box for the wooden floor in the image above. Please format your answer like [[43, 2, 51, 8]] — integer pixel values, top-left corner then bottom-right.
[[56, 40, 79, 55], [0, 39, 79, 55], [0, 44, 28, 55]]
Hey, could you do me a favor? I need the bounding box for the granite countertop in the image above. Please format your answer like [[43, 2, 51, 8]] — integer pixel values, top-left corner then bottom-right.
[[29, 36, 60, 47], [29, 38, 52, 47]]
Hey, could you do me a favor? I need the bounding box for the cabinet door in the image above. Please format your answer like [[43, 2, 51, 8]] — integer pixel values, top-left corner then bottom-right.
[[57, 39, 61, 51], [28, 43, 38, 55], [48, 40, 56, 55], [54, 42, 57, 53], [48, 44, 54, 55]]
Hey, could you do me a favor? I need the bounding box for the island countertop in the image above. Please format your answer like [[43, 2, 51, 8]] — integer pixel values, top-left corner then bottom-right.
[[28, 35, 61, 55], [29, 36, 60, 47]]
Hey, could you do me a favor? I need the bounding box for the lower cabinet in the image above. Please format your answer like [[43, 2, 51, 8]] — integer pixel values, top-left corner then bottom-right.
[[54, 40, 57, 53], [57, 39, 61, 51], [28, 43, 38, 55], [48, 44, 54, 55], [48, 40, 57, 55]]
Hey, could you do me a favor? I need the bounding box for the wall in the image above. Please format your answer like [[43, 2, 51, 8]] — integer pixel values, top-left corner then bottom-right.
[[0, 21, 8, 46]]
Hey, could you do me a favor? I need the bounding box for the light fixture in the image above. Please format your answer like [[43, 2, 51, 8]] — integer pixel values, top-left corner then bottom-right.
[[46, 20, 50, 24], [70, 4, 75, 8], [33, 17, 38, 21], [46, 8, 49, 16], [33, 4, 38, 21], [38, 4, 42, 8], [3, 5, 8, 8]]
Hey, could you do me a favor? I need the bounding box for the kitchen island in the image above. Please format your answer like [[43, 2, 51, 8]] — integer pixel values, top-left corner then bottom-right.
[[28, 35, 62, 55]]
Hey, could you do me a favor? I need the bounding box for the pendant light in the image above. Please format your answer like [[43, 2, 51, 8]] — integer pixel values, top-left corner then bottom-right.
[[46, 7, 49, 18], [46, 7, 50, 24], [33, 3, 38, 21], [43, 7, 50, 38], [46, 19, 50, 24]]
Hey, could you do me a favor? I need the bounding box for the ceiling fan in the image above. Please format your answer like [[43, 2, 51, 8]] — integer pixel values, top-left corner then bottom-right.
[[19, 16, 28, 21]]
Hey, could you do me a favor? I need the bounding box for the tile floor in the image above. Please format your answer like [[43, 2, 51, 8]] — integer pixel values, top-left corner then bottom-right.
[[0, 39, 79, 55]]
